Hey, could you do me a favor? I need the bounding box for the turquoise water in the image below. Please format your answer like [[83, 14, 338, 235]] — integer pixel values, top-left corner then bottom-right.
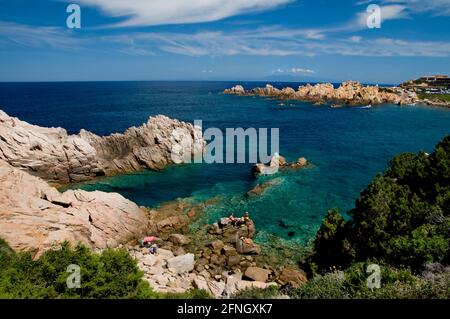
[[1, 81, 449, 244]]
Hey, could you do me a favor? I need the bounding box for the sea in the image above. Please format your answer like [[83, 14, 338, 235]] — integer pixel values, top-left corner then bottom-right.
[[1, 81, 449, 246]]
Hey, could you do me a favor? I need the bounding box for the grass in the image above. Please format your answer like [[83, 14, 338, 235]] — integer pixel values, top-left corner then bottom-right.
[[418, 93, 450, 103]]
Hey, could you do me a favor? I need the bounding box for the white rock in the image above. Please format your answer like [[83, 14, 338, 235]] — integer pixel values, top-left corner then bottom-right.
[[167, 253, 195, 274]]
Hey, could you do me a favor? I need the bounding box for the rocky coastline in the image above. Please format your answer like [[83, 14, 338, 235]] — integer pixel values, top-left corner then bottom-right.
[[0, 110, 203, 185], [127, 197, 308, 297], [224, 81, 421, 106], [0, 110, 308, 298]]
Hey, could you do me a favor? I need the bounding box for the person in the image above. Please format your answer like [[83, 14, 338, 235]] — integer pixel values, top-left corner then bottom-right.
[[149, 243, 158, 254], [229, 213, 239, 226], [236, 212, 250, 226], [140, 236, 157, 248]]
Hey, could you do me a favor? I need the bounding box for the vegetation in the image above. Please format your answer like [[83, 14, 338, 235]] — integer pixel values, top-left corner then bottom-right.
[[291, 262, 449, 299], [269, 135, 450, 299], [0, 240, 210, 299], [1, 135, 449, 299], [310, 135, 450, 272], [418, 93, 450, 103]]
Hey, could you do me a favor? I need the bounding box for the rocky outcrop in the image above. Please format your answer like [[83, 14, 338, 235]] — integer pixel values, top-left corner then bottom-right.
[[277, 267, 307, 288], [244, 266, 272, 282], [130, 244, 278, 297], [0, 159, 149, 257], [225, 81, 419, 106], [0, 110, 203, 184], [253, 153, 309, 176]]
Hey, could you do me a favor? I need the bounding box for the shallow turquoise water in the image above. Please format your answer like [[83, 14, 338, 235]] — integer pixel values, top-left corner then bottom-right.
[[1, 81, 449, 244]]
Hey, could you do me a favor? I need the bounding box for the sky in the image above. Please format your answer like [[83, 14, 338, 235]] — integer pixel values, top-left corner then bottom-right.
[[0, 0, 449, 84]]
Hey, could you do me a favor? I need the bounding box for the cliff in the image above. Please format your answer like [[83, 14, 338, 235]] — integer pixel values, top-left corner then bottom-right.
[[0, 159, 150, 258], [0, 110, 203, 184]]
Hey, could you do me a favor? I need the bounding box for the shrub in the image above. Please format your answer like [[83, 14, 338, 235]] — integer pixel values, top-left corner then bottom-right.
[[0, 241, 158, 299], [310, 135, 450, 271]]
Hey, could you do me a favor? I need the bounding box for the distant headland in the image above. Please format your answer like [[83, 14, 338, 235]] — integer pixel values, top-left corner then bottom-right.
[[224, 76, 450, 108]]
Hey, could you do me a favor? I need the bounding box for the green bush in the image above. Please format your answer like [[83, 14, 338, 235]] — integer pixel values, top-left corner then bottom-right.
[[0, 240, 213, 299], [310, 136, 450, 271], [231, 285, 280, 299], [0, 241, 158, 299], [291, 262, 450, 299]]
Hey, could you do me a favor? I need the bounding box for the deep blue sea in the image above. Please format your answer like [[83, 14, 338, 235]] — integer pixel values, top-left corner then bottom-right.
[[1, 81, 449, 245]]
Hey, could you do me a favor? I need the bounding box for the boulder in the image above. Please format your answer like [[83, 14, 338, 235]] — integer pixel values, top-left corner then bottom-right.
[[236, 238, 261, 255], [278, 268, 307, 288], [157, 248, 175, 259], [221, 223, 256, 243], [244, 267, 272, 282], [169, 233, 191, 245], [0, 110, 204, 184], [156, 215, 189, 231], [235, 280, 278, 291], [210, 240, 225, 251], [0, 160, 149, 258], [167, 253, 195, 274], [172, 246, 186, 256], [222, 245, 238, 256], [142, 254, 158, 267], [193, 275, 210, 291], [224, 85, 245, 95], [227, 255, 241, 267], [207, 280, 226, 298]]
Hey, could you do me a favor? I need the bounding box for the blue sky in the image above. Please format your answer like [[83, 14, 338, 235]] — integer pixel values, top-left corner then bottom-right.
[[0, 0, 449, 83]]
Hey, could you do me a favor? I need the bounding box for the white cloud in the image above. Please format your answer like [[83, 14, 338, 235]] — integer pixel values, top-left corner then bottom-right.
[[105, 27, 450, 58], [0, 21, 82, 49], [273, 68, 315, 74], [2, 20, 449, 59], [381, 0, 450, 16], [350, 36, 362, 43], [201, 70, 213, 73], [353, 4, 408, 29], [76, 0, 293, 27]]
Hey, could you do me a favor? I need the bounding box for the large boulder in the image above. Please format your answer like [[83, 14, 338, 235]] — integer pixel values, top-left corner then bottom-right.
[[236, 237, 261, 255], [167, 253, 195, 274], [278, 268, 308, 287], [221, 223, 256, 243], [0, 160, 149, 257], [0, 110, 203, 184], [169, 233, 191, 245], [224, 85, 245, 95], [244, 267, 272, 282]]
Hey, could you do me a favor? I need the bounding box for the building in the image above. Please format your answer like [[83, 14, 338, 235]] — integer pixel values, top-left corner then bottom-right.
[[418, 75, 450, 88]]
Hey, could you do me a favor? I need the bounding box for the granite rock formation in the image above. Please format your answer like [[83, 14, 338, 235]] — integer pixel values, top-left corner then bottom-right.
[[0, 159, 150, 258], [0, 110, 203, 184], [225, 81, 419, 106]]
